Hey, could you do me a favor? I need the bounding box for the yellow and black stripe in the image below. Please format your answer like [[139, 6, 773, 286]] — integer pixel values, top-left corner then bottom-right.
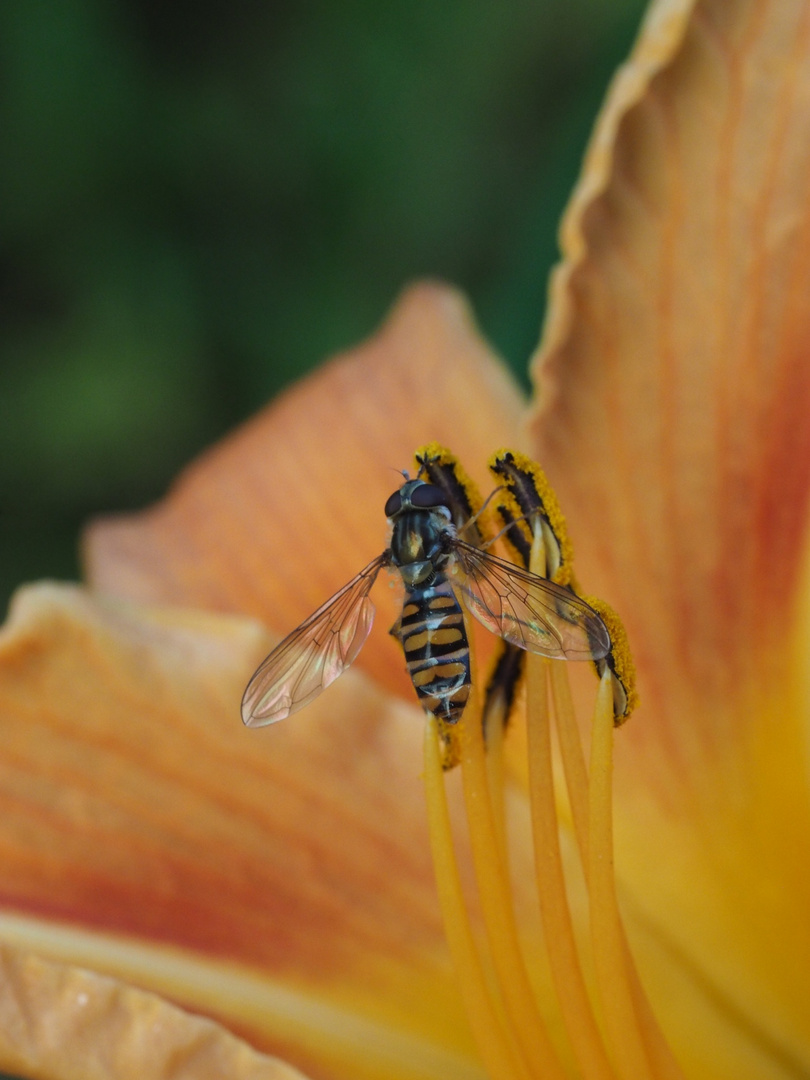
[[396, 578, 471, 724]]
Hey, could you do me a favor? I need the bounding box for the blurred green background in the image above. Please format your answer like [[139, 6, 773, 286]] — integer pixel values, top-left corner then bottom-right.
[[0, 0, 647, 616]]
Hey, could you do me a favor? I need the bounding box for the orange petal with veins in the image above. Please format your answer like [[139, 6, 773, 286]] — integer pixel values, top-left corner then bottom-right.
[[84, 282, 525, 702], [528, 2, 810, 1071], [0, 584, 479, 1080], [530, 0, 810, 789]]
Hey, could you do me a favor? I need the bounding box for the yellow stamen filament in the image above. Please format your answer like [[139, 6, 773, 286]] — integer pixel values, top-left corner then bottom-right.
[[624, 965, 684, 1080], [588, 671, 653, 1080], [459, 678, 567, 1080], [549, 663, 591, 862], [551, 664, 683, 1080], [425, 653, 682, 1080], [483, 686, 508, 861], [525, 655, 617, 1080], [423, 714, 531, 1080], [524, 520, 615, 1079]]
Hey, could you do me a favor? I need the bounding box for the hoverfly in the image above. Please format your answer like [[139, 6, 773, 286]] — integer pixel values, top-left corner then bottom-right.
[[241, 477, 611, 727]]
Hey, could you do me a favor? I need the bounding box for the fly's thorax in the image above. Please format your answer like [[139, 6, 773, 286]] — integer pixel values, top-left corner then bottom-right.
[[399, 561, 433, 588], [390, 507, 455, 586]]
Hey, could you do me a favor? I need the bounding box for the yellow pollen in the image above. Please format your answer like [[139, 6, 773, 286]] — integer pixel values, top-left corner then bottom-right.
[[491, 486, 534, 567], [415, 442, 503, 542], [415, 442, 483, 509], [582, 595, 639, 723], [436, 718, 462, 771], [488, 448, 576, 588]]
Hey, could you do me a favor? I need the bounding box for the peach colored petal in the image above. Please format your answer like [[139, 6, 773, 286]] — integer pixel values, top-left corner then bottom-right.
[[84, 282, 525, 702], [0, 584, 479, 1079], [525, 1, 810, 1070], [529, 0, 810, 786], [0, 945, 306, 1080]]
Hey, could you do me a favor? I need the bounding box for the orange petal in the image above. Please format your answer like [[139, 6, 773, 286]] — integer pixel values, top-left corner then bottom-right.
[[529, 0, 810, 783], [0, 945, 307, 1080], [526, 2, 810, 1070], [84, 282, 525, 701], [0, 584, 478, 1079]]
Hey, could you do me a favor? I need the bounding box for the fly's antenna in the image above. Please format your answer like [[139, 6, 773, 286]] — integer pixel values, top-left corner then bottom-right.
[[481, 513, 532, 550], [458, 484, 507, 538]]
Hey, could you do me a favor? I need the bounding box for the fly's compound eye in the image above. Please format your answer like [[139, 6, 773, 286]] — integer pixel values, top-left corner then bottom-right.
[[410, 483, 450, 509], [384, 490, 403, 517]]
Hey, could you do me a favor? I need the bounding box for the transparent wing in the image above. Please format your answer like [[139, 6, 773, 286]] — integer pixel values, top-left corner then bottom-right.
[[241, 554, 388, 727], [452, 540, 610, 661]]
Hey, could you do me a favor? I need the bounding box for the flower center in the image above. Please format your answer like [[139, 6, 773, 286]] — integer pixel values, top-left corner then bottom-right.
[[419, 447, 681, 1080]]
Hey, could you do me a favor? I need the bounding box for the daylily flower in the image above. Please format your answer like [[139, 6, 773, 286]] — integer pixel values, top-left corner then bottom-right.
[[0, 1, 808, 1078]]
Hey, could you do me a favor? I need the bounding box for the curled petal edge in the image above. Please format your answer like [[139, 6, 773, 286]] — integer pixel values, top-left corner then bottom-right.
[[537, 0, 697, 370], [0, 943, 309, 1080]]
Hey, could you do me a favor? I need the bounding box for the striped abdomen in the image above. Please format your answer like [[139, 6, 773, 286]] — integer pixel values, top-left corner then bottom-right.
[[398, 575, 471, 724]]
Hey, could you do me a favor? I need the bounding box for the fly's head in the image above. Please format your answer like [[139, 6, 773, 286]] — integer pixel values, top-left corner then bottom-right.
[[386, 479, 456, 585], [384, 479, 453, 521]]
